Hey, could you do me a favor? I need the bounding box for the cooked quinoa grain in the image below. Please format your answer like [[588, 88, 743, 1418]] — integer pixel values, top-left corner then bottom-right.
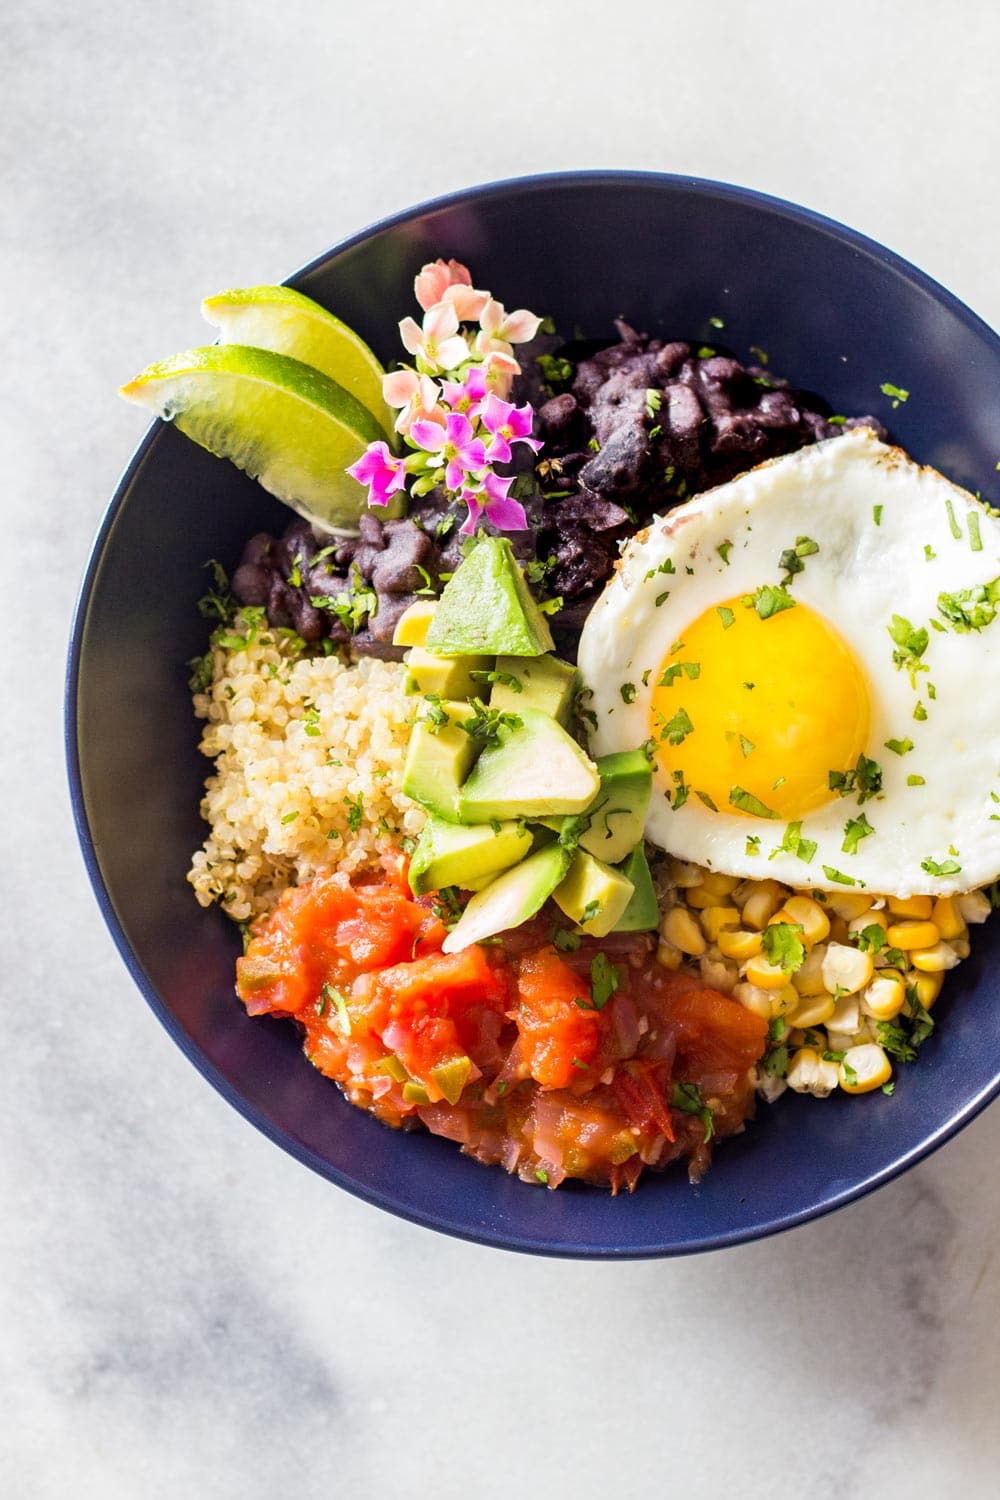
[[188, 619, 426, 922]]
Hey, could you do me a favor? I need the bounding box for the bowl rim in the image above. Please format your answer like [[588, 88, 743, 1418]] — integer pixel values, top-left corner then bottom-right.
[[66, 169, 1000, 1258]]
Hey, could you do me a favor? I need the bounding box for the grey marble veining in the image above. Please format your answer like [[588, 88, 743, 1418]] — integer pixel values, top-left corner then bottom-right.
[[4, 2, 1000, 1495]]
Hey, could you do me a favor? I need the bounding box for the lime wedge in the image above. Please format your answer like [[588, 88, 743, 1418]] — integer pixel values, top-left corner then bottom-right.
[[119, 344, 388, 533], [202, 284, 393, 435]]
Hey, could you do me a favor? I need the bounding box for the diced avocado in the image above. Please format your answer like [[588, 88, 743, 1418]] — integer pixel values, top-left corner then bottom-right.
[[401, 700, 478, 821], [578, 749, 653, 865], [457, 707, 600, 823], [553, 850, 635, 938], [429, 1055, 473, 1105], [614, 844, 659, 932], [489, 653, 579, 726], [408, 814, 532, 896], [425, 537, 555, 657], [404, 645, 491, 699], [442, 843, 572, 953], [392, 599, 437, 647]]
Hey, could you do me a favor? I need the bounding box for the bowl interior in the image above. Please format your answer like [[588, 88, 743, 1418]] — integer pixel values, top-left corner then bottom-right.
[[69, 174, 1000, 1256]]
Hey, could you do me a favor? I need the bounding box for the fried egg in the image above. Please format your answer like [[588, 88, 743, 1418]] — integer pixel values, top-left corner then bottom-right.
[[577, 427, 1000, 896]]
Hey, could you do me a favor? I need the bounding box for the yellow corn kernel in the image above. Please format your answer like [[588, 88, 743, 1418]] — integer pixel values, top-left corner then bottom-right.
[[906, 969, 944, 1008], [656, 939, 683, 971], [662, 906, 707, 955], [775, 895, 831, 946], [717, 928, 763, 961], [699, 870, 741, 900], [958, 890, 992, 925], [827, 989, 862, 1036], [887, 894, 933, 920], [744, 952, 794, 989], [684, 884, 719, 910], [667, 858, 704, 888], [792, 944, 829, 996], [861, 971, 906, 1022], [886, 920, 940, 951], [931, 896, 966, 941], [952, 936, 971, 960], [909, 940, 960, 974], [848, 908, 888, 939], [700, 905, 741, 943], [741, 882, 785, 930], [787, 991, 836, 1029], [825, 891, 873, 922], [839, 1043, 892, 1094], [785, 1047, 840, 1098], [770, 984, 800, 1019], [821, 942, 874, 996], [699, 949, 738, 994], [827, 915, 851, 945], [732, 981, 775, 1020]]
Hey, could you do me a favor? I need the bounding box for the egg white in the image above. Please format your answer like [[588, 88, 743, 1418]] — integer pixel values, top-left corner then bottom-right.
[[577, 428, 1000, 896]]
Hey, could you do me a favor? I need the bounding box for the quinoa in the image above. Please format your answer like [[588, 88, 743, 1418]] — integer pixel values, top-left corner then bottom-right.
[[187, 620, 426, 922]]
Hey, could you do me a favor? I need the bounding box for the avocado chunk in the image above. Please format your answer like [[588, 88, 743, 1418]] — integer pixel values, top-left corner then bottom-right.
[[457, 706, 600, 823], [408, 814, 533, 896], [442, 843, 571, 953], [392, 599, 437, 648], [404, 645, 491, 700], [425, 537, 555, 657], [614, 843, 659, 932], [553, 850, 635, 938], [578, 749, 653, 865], [489, 653, 579, 726], [401, 700, 478, 821]]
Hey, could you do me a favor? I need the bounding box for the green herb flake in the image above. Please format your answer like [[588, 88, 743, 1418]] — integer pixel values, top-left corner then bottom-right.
[[873, 504, 884, 526], [729, 785, 779, 819], [534, 1168, 549, 1185], [884, 738, 914, 756], [937, 578, 1000, 634], [717, 541, 733, 566], [671, 1081, 715, 1142], [661, 707, 694, 745], [769, 820, 817, 865], [744, 583, 797, 621], [888, 614, 929, 684], [694, 788, 719, 812], [717, 605, 735, 629], [913, 701, 928, 722], [588, 953, 621, 1011], [880, 382, 910, 408], [761, 921, 806, 974], [822, 865, 862, 887], [280, 811, 299, 826], [620, 681, 637, 704], [553, 928, 582, 953], [907, 774, 926, 786], [746, 834, 761, 856], [924, 544, 936, 562], [842, 813, 875, 856], [968, 512, 984, 552], [739, 735, 756, 758], [343, 793, 364, 833], [828, 753, 883, 805], [945, 497, 963, 540], [920, 855, 962, 877]]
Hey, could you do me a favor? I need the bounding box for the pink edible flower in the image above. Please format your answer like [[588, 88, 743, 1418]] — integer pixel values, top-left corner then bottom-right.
[[480, 392, 542, 464], [398, 302, 470, 374], [381, 369, 446, 435], [479, 348, 521, 399], [346, 441, 408, 508], [478, 297, 542, 346], [440, 365, 488, 419], [459, 471, 529, 536], [409, 411, 486, 493], [414, 258, 473, 312]]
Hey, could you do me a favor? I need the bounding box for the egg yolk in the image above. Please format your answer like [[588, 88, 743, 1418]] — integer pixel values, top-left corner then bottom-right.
[[650, 595, 871, 820]]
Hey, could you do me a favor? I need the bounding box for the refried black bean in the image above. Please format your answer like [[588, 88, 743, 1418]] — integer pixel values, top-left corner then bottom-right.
[[230, 327, 885, 657]]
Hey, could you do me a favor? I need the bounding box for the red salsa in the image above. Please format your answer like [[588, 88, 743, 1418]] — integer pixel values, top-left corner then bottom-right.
[[236, 857, 768, 1191]]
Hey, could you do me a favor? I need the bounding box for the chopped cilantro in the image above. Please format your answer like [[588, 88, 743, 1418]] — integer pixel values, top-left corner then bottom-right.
[[880, 382, 909, 407], [887, 614, 929, 684], [884, 738, 914, 756], [739, 735, 756, 758], [717, 541, 733, 566], [920, 855, 961, 877], [694, 788, 719, 812], [746, 834, 761, 856], [661, 707, 694, 745], [729, 785, 779, 819], [873, 504, 884, 526], [907, 774, 926, 786], [842, 813, 875, 856], [968, 512, 984, 552], [913, 701, 928, 722], [717, 605, 735, 629], [743, 583, 796, 620], [769, 820, 817, 865], [945, 498, 962, 540], [828, 752, 883, 805], [644, 557, 676, 581], [588, 953, 620, 1010], [822, 865, 862, 887], [761, 921, 806, 974], [553, 928, 582, 952], [620, 681, 637, 704], [671, 1081, 714, 1142], [343, 794, 364, 833], [924, 543, 936, 562], [937, 578, 1000, 633]]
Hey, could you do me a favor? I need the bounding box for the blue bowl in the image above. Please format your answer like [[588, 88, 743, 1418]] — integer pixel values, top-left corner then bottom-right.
[[67, 172, 1000, 1257]]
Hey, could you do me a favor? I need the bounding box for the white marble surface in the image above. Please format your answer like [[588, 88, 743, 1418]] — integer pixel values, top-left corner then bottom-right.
[[5, 2, 1000, 1495]]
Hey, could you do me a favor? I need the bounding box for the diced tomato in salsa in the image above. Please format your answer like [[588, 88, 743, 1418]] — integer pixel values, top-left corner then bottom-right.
[[236, 869, 768, 1190]]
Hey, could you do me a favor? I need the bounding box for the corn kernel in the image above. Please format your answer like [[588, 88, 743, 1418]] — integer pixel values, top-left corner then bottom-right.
[[668, 859, 703, 888], [827, 915, 851, 945], [786, 1047, 840, 1097], [699, 950, 738, 993], [741, 882, 785, 930], [885, 919, 940, 951], [887, 894, 933, 920], [909, 940, 960, 973], [861, 971, 906, 1021], [792, 944, 829, 996], [770, 984, 800, 1018], [717, 928, 763, 961], [827, 989, 862, 1036], [732, 981, 775, 1020], [931, 896, 966, 941], [952, 937, 971, 960], [821, 942, 874, 996], [773, 895, 830, 946], [699, 871, 741, 899], [787, 992, 836, 1028], [744, 952, 794, 989], [848, 908, 888, 939], [958, 890, 992, 925], [656, 939, 683, 971], [700, 905, 741, 943], [662, 906, 706, 955], [825, 891, 873, 922], [839, 1042, 892, 1094], [684, 884, 718, 910], [906, 969, 944, 1008]]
